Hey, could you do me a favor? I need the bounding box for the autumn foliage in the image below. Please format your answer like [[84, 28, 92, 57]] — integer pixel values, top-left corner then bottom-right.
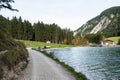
[[72, 36, 89, 46]]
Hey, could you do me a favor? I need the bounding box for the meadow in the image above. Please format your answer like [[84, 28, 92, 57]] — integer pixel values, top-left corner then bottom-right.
[[108, 36, 120, 43], [18, 40, 74, 48]]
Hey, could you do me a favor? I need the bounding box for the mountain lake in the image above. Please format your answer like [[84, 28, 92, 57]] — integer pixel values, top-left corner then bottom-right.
[[47, 47, 120, 80]]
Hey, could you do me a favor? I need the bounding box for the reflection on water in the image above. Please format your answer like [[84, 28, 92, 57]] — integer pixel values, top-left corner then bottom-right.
[[47, 47, 120, 80]]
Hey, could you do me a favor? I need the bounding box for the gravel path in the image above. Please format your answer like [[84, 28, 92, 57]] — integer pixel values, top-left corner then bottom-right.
[[21, 48, 75, 80]]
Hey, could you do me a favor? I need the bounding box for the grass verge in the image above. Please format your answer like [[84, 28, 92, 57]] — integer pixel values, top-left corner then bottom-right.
[[33, 48, 88, 80]]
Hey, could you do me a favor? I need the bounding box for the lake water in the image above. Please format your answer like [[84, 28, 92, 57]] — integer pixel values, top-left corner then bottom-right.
[[47, 47, 120, 80]]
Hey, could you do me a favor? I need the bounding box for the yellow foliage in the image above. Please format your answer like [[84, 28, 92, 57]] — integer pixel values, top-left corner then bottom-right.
[[72, 36, 89, 46]]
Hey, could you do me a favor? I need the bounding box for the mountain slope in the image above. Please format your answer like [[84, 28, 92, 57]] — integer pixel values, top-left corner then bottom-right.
[[75, 6, 120, 37]]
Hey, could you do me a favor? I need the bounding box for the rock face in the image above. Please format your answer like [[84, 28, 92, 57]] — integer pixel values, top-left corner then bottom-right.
[[90, 16, 111, 34], [75, 6, 120, 37]]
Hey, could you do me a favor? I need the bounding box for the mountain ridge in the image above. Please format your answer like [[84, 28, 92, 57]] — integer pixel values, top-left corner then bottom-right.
[[75, 6, 120, 37]]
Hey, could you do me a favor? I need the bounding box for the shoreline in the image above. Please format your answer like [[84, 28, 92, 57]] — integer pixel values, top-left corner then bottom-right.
[[44, 45, 120, 51], [33, 48, 88, 80]]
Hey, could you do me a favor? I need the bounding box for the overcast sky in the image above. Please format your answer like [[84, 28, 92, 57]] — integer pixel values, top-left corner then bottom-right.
[[0, 0, 120, 30]]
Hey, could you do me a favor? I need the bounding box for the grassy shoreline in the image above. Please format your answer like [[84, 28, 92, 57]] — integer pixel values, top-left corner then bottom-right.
[[33, 48, 88, 80]]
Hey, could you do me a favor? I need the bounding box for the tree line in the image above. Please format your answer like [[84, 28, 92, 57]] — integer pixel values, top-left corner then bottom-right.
[[0, 15, 73, 44], [0, 15, 106, 45]]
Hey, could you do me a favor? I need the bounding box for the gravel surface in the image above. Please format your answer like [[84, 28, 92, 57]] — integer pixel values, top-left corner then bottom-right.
[[21, 48, 75, 80]]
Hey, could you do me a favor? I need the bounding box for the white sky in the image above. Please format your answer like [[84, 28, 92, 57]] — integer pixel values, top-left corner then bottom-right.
[[0, 0, 120, 30]]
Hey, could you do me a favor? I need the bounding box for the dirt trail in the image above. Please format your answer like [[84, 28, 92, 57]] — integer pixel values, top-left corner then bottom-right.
[[21, 48, 75, 80]]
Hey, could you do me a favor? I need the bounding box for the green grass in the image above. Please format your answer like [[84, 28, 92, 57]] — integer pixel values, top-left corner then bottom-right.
[[108, 36, 120, 43], [18, 40, 74, 48], [33, 48, 88, 80]]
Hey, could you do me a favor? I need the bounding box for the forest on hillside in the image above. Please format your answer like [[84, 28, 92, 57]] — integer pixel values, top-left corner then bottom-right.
[[0, 15, 73, 44]]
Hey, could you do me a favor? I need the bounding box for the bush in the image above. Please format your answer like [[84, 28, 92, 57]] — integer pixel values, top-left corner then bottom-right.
[[85, 33, 103, 43]]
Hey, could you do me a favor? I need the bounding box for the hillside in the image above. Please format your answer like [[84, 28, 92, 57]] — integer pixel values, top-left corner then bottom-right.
[[75, 6, 120, 37], [0, 15, 73, 45], [0, 27, 28, 79]]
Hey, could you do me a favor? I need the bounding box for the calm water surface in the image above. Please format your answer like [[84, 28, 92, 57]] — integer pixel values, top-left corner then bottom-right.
[[47, 47, 120, 80]]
